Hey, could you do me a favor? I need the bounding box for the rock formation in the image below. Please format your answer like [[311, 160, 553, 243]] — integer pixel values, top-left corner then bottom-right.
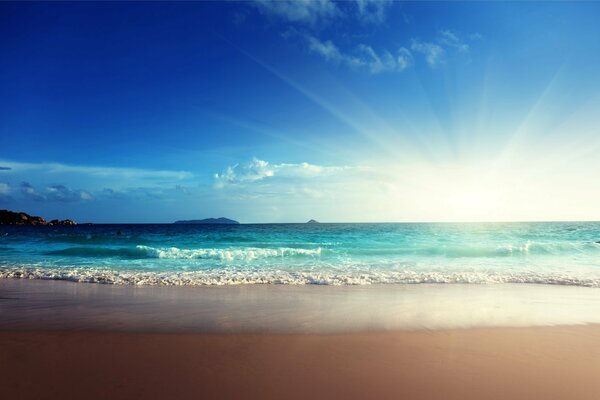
[[0, 209, 77, 226]]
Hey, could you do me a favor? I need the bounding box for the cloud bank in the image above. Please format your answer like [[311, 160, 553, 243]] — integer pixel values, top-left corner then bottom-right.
[[20, 182, 93, 203], [0, 160, 195, 207]]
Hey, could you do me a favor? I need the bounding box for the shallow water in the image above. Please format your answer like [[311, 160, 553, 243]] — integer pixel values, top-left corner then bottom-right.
[[1, 222, 599, 286]]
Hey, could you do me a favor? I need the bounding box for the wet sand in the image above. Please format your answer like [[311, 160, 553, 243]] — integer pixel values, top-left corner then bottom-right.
[[3, 279, 600, 332]]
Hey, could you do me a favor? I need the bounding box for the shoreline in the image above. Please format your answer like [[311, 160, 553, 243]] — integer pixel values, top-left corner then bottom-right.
[[3, 278, 600, 333]]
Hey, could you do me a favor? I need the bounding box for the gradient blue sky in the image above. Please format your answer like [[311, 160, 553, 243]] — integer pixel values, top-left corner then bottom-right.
[[1, 1, 600, 223]]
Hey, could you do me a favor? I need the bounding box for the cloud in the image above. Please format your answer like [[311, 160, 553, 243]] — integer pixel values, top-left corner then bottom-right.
[[409, 30, 483, 67], [46, 185, 94, 202], [250, 0, 478, 72], [298, 28, 480, 71], [305, 35, 347, 63], [0, 160, 192, 189], [20, 182, 94, 203], [439, 30, 469, 53], [0, 166, 11, 171], [101, 184, 194, 201], [356, 44, 412, 73], [101, 188, 128, 200], [20, 182, 42, 201], [0, 160, 191, 181], [252, 0, 393, 26], [0, 159, 196, 207], [354, 0, 392, 24], [214, 158, 275, 186], [214, 158, 355, 188], [411, 40, 445, 67], [0, 182, 12, 203], [291, 30, 412, 74], [252, 0, 339, 25], [175, 185, 192, 195]]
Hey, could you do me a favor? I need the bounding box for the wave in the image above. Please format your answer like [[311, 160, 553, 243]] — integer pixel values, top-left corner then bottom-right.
[[345, 241, 600, 258], [46, 245, 322, 260], [2, 265, 600, 287]]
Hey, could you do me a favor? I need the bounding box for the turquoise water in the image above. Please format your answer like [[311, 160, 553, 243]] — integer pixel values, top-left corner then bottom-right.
[[1, 222, 599, 286]]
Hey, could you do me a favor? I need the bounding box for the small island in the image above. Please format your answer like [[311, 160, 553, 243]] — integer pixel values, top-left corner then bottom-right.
[[174, 217, 239, 225], [0, 209, 76, 226], [306, 219, 320, 224]]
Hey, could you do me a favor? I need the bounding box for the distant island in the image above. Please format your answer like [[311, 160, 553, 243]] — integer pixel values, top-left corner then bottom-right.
[[307, 219, 320, 224], [174, 217, 240, 225], [0, 209, 76, 226]]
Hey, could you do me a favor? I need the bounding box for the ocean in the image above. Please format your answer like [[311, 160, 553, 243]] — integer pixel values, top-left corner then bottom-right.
[[1, 222, 599, 287]]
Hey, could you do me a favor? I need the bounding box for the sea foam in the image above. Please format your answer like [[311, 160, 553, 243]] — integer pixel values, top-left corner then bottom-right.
[[2, 264, 600, 287], [46, 245, 322, 260]]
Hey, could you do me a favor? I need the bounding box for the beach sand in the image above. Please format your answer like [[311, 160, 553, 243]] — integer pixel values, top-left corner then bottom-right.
[[2, 279, 600, 399], [2, 327, 600, 400]]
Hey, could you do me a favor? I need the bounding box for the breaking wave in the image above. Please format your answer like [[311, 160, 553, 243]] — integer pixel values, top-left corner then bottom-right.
[[47, 245, 322, 260]]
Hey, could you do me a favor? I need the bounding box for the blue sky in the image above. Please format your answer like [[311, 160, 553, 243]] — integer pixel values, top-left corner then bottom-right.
[[1, 1, 600, 222]]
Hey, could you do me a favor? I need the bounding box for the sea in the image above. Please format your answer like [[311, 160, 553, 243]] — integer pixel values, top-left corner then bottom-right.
[[1, 222, 600, 287]]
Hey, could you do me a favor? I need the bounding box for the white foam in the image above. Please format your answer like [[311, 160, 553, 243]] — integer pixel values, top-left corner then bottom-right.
[[2, 265, 600, 287], [135, 245, 322, 260]]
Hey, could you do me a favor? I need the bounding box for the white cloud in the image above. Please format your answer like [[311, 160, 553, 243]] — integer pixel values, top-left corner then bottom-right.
[[252, 0, 394, 26], [214, 158, 357, 188], [439, 30, 469, 53], [252, 0, 339, 25], [357, 44, 412, 73], [411, 40, 445, 66], [214, 158, 275, 186], [251, 0, 479, 73], [409, 30, 483, 67], [296, 31, 412, 74], [354, 0, 392, 24], [0, 182, 9, 194], [305, 35, 346, 63]]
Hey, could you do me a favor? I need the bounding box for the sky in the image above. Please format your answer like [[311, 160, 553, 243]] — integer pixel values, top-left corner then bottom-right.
[[1, 1, 600, 223]]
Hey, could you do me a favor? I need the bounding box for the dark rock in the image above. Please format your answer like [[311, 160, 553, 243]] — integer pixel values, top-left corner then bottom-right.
[[174, 217, 239, 225], [0, 209, 75, 226], [49, 219, 76, 226], [306, 219, 320, 224]]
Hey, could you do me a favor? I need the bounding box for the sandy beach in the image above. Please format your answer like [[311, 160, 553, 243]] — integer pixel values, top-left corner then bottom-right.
[[2, 279, 600, 399], [2, 327, 600, 400]]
